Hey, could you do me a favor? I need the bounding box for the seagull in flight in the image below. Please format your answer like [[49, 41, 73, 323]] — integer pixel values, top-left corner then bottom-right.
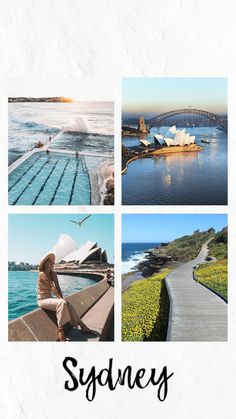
[[70, 215, 91, 227]]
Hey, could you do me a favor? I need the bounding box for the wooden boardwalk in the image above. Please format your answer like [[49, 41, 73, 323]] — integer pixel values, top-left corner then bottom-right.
[[165, 242, 227, 341]]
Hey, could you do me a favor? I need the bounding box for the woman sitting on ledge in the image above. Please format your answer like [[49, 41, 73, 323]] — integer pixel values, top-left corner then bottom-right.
[[37, 253, 93, 341]]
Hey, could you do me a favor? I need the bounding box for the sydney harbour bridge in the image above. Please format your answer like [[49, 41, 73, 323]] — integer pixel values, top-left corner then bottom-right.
[[147, 108, 227, 131]]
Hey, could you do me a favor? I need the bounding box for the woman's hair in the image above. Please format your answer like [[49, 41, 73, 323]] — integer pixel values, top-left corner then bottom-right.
[[39, 257, 52, 272], [39, 261, 45, 272]]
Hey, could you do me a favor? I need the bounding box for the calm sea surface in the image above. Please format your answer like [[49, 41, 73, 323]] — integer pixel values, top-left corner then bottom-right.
[[122, 126, 227, 205], [122, 242, 160, 274], [9, 102, 114, 165], [8, 271, 98, 320]]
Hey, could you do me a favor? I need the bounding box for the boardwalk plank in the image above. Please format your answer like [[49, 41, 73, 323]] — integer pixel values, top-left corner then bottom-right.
[[165, 242, 227, 341]]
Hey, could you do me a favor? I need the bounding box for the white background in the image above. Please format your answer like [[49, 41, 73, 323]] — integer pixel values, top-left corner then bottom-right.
[[1, 0, 236, 417]]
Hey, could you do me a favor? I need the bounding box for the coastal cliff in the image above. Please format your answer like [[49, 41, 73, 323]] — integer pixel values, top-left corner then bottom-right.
[[135, 228, 223, 277]]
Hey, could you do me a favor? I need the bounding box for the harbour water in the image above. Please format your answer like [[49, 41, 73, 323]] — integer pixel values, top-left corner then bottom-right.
[[9, 102, 114, 165], [122, 242, 160, 274], [8, 271, 99, 321], [122, 126, 227, 205]]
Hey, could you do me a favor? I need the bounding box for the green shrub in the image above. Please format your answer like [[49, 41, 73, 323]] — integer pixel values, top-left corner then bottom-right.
[[165, 230, 214, 262], [208, 227, 227, 259], [208, 242, 227, 259], [122, 269, 170, 341], [195, 260, 227, 300]]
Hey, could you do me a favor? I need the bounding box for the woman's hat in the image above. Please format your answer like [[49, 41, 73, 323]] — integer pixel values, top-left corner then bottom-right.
[[39, 253, 55, 271]]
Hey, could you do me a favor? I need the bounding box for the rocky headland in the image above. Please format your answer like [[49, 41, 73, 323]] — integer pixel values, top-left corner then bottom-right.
[[96, 160, 114, 205], [133, 227, 224, 277], [135, 244, 174, 277]]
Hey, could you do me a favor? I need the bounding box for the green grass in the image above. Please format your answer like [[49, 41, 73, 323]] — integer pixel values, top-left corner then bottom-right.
[[122, 269, 171, 341], [195, 260, 227, 300]]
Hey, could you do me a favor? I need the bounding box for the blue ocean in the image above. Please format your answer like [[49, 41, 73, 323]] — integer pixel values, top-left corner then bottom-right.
[[122, 242, 160, 274], [8, 271, 99, 321], [8, 102, 114, 165]]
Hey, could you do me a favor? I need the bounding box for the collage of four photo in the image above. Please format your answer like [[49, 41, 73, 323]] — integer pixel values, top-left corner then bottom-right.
[[8, 77, 228, 343]]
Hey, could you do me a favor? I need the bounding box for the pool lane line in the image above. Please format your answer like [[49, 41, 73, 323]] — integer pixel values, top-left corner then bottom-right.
[[12, 157, 51, 205], [82, 157, 92, 205], [8, 155, 44, 192], [31, 158, 60, 205], [68, 158, 80, 205], [49, 158, 70, 205]]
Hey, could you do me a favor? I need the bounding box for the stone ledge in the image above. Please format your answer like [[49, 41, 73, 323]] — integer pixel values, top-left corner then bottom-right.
[[9, 279, 113, 342]]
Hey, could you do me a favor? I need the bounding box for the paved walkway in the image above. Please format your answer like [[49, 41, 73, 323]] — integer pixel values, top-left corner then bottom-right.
[[165, 242, 227, 341], [122, 271, 144, 292]]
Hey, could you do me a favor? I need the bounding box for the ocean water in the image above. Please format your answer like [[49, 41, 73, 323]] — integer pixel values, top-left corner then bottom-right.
[[8, 271, 99, 321], [122, 126, 227, 205], [8, 102, 114, 165], [122, 242, 160, 274]]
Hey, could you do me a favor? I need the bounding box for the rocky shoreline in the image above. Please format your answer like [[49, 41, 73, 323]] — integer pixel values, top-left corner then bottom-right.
[[97, 160, 114, 205], [135, 244, 175, 277]]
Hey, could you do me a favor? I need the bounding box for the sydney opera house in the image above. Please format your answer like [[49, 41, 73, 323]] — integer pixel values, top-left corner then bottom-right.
[[45, 234, 108, 268], [154, 125, 196, 147]]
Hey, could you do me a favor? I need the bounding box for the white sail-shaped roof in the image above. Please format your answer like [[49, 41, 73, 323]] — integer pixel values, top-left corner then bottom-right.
[[184, 133, 191, 145], [173, 129, 186, 146], [63, 240, 97, 263], [160, 126, 195, 147], [140, 139, 151, 147], [50, 234, 78, 264], [154, 134, 165, 145], [169, 125, 177, 135], [165, 126, 177, 139], [79, 247, 102, 265], [43, 235, 108, 266], [164, 137, 174, 147]]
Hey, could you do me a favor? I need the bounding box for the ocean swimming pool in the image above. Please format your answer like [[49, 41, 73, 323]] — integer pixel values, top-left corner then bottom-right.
[[9, 151, 92, 205]]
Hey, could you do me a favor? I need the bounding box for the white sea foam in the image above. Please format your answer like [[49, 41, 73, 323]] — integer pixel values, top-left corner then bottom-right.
[[61, 116, 88, 133], [9, 102, 114, 164], [9, 102, 114, 136], [122, 251, 146, 274]]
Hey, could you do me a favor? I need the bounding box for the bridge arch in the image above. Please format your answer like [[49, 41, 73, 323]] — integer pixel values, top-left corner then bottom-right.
[[147, 108, 227, 131]]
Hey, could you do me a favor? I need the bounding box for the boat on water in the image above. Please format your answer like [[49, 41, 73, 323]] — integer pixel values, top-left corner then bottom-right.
[[201, 139, 210, 144]]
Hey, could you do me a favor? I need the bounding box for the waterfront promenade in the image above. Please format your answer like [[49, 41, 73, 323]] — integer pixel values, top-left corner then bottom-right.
[[9, 277, 114, 342], [165, 242, 227, 341]]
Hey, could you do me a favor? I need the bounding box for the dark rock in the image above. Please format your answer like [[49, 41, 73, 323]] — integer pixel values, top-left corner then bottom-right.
[[134, 245, 174, 277]]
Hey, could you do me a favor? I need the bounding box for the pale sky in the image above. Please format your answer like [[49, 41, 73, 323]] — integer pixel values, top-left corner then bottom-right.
[[122, 78, 227, 114], [9, 214, 114, 264], [8, 78, 115, 101]]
